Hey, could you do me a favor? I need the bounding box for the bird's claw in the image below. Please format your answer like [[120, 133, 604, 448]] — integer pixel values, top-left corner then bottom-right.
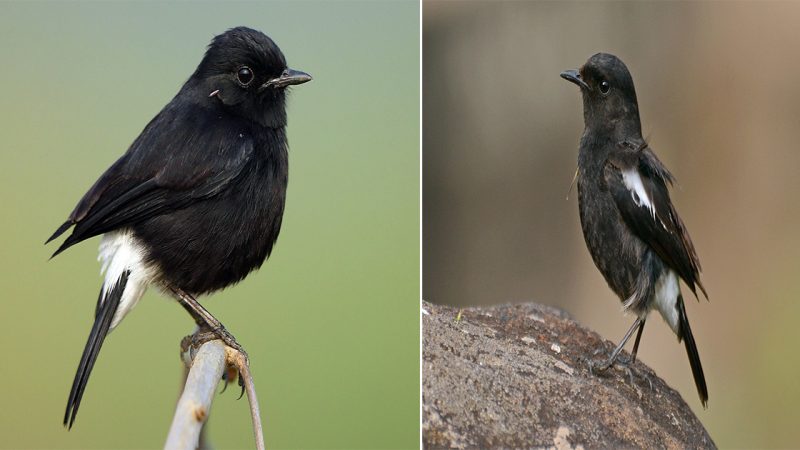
[[238, 371, 246, 399], [219, 361, 246, 400], [622, 365, 635, 385], [638, 369, 654, 391], [220, 364, 242, 394], [220, 343, 249, 401], [220, 339, 249, 400], [220, 371, 229, 394]]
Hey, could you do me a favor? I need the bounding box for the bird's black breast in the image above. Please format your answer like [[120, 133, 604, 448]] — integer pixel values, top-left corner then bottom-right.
[[577, 167, 646, 303], [133, 130, 288, 295]]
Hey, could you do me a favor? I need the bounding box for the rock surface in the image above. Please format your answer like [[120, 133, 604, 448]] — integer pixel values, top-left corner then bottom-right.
[[422, 301, 715, 449]]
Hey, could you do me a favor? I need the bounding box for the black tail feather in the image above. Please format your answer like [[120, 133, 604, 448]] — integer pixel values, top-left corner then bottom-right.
[[51, 234, 80, 259], [46, 220, 77, 259], [46, 220, 73, 245], [64, 270, 129, 429], [678, 295, 708, 408]]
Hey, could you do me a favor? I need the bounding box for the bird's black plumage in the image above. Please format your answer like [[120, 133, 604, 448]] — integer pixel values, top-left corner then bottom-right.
[[561, 53, 708, 406], [48, 26, 311, 428]]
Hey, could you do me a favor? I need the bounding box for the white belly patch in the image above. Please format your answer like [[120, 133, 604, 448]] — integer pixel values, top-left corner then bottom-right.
[[653, 269, 680, 334], [98, 231, 153, 330]]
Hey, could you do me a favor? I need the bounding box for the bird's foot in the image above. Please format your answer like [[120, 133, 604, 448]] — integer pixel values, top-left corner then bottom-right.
[[587, 357, 613, 375], [217, 328, 249, 366], [586, 349, 652, 391], [184, 326, 250, 398], [190, 326, 249, 365], [213, 329, 250, 399], [619, 362, 654, 399], [587, 351, 619, 374], [179, 326, 263, 448], [586, 345, 636, 374]]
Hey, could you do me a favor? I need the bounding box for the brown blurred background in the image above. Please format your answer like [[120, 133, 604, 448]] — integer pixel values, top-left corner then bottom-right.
[[423, 1, 800, 447]]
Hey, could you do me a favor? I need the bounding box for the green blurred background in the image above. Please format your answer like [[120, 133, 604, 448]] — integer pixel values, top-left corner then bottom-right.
[[0, 1, 419, 449], [424, 1, 800, 448]]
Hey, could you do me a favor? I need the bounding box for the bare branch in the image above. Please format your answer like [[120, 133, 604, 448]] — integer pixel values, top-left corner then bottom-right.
[[165, 340, 226, 450], [164, 337, 266, 450]]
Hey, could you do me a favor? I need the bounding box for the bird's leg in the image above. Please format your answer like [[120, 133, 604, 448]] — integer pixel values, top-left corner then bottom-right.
[[589, 317, 643, 373], [174, 287, 250, 400], [627, 318, 654, 391], [171, 287, 248, 364], [615, 318, 647, 365], [629, 318, 646, 364]]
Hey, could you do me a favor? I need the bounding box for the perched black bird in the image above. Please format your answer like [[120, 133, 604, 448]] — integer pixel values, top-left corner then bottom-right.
[[560, 53, 708, 406], [47, 27, 311, 428]]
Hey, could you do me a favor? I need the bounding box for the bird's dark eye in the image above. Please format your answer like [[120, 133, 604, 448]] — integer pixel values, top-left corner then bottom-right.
[[599, 80, 610, 94], [237, 66, 254, 86]]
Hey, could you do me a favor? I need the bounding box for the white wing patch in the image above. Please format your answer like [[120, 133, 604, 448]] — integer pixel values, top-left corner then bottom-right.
[[622, 169, 655, 218], [98, 231, 153, 330], [622, 169, 669, 230], [653, 269, 680, 335]]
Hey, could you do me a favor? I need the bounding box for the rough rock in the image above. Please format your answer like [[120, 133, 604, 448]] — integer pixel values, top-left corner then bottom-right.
[[421, 301, 715, 449]]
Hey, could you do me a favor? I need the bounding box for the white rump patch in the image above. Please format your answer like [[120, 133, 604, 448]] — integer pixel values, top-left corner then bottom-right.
[[622, 169, 655, 219], [98, 231, 153, 330], [653, 269, 680, 334]]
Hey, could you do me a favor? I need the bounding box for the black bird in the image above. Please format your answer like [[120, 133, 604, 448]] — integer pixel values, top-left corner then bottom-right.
[[560, 53, 708, 406], [47, 27, 311, 428]]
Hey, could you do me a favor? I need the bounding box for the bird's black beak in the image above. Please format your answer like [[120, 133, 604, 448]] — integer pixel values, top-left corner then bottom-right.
[[261, 68, 313, 90], [560, 69, 589, 90]]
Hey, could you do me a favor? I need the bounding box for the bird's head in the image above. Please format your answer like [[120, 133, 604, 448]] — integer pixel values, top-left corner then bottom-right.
[[561, 53, 640, 132], [191, 27, 311, 128]]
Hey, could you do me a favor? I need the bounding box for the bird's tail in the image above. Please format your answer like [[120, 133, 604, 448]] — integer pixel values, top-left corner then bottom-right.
[[64, 270, 129, 429], [677, 295, 708, 408]]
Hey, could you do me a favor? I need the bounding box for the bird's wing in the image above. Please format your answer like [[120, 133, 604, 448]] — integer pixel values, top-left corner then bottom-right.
[[47, 104, 255, 257], [604, 143, 707, 298]]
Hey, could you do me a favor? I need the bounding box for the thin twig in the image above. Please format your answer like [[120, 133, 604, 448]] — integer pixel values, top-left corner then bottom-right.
[[227, 347, 265, 450]]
